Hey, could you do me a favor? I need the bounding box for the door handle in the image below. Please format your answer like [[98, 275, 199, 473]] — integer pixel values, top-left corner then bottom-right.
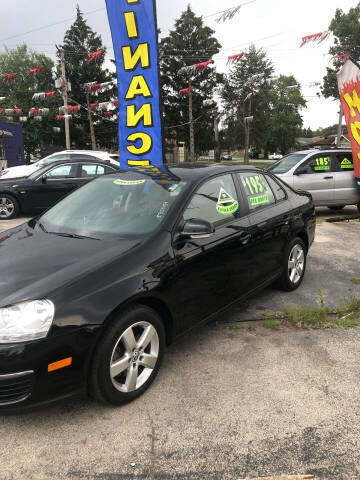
[[323, 176, 333, 180]]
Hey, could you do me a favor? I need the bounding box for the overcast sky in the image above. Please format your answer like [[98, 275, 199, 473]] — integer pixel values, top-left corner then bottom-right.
[[0, 0, 357, 130]]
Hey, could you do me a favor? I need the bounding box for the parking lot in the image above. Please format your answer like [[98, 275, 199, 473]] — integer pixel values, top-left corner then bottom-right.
[[0, 210, 359, 480]]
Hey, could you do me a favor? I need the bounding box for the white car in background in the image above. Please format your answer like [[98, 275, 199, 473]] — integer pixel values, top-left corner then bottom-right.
[[0, 150, 119, 180], [268, 148, 360, 211], [268, 152, 283, 160]]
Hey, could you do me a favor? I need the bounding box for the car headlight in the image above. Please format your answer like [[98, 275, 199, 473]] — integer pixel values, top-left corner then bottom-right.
[[0, 300, 55, 343]]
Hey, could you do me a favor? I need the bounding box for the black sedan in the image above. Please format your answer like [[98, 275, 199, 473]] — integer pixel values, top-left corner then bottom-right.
[[0, 164, 315, 412], [0, 159, 118, 219]]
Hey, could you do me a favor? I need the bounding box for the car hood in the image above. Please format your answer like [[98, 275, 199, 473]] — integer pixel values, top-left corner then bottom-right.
[[0, 164, 36, 179], [0, 223, 140, 307]]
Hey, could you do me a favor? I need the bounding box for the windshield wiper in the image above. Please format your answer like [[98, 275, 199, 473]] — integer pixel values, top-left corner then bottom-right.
[[47, 232, 100, 240], [36, 221, 99, 240]]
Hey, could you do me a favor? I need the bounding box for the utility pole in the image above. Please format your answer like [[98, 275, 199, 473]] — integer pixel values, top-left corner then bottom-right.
[[214, 112, 221, 163], [188, 79, 195, 162], [59, 50, 71, 149], [336, 104, 343, 147], [243, 95, 252, 165], [86, 90, 97, 150]]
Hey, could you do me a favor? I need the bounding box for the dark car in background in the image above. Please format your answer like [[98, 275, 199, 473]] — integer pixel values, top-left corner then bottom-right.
[[0, 159, 118, 219], [0, 164, 315, 412]]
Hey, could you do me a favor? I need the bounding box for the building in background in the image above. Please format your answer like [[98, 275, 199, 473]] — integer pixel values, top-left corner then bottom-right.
[[0, 118, 25, 170]]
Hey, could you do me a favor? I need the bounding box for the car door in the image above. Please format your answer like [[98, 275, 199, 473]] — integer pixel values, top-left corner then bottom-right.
[[332, 151, 359, 205], [169, 173, 253, 334], [237, 171, 291, 285], [76, 163, 113, 187], [26, 163, 80, 210], [292, 153, 334, 204]]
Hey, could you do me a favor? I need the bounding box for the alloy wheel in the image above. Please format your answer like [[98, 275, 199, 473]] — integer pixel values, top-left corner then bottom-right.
[[288, 244, 305, 284], [0, 197, 15, 219], [110, 321, 159, 393]]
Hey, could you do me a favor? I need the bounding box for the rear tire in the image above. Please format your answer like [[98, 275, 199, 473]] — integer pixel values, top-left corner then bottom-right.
[[328, 205, 345, 211], [0, 194, 19, 220], [90, 305, 165, 406], [275, 237, 307, 292]]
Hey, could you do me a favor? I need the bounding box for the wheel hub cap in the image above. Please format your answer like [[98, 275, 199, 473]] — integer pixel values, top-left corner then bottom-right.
[[109, 321, 159, 393], [288, 244, 305, 284]]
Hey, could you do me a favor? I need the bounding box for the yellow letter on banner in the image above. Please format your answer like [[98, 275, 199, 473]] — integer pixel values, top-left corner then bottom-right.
[[344, 89, 360, 117], [124, 11, 138, 39], [127, 104, 153, 127], [122, 43, 150, 70], [126, 132, 153, 155], [125, 75, 152, 99], [350, 121, 360, 145]]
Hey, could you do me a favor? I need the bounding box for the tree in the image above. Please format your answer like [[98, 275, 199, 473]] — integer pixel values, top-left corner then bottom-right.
[[264, 76, 306, 154], [221, 45, 274, 151], [159, 6, 222, 155], [0, 44, 62, 156], [322, 3, 360, 99], [57, 5, 117, 150]]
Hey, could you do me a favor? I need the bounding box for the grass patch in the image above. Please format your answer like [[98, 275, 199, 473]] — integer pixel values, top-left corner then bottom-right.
[[262, 319, 280, 330], [284, 297, 360, 329], [350, 277, 360, 284]]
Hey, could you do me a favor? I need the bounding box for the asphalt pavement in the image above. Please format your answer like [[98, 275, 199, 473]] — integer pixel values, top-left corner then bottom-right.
[[0, 209, 359, 480]]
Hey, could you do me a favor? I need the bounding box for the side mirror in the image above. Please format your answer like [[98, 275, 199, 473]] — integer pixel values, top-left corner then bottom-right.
[[181, 218, 215, 239], [295, 168, 308, 176], [41, 175, 47, 184]]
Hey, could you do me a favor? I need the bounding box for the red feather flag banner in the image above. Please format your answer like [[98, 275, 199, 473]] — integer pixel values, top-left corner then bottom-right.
[[179, 87, 192, 95], [227, 53, 244, 65], [87, 50, 105, 62], [0, 108, 4, 115], [29, 108, 39, 117], [29, 66, 44, 76], [45, 91, 55, 98], [89, 103, 99, 111], [68, 105, 81, 114], [337, 58, 360, 196], [32, 91, 56, 101], [196, 60, 214, 71], [300, 31, 330, 47], [103, 111, 113, 118], [89, 83, 102, 93], [4, 108, 22, 115], [3, 73, 17, 83], [111, 99, 119, 107], [56, 114, 72, 120]]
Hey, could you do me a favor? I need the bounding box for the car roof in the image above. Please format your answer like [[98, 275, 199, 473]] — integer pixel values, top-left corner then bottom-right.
[[45, 158, 116, 167], [111, 163, 265, 184], [293, 148, 352, 155]]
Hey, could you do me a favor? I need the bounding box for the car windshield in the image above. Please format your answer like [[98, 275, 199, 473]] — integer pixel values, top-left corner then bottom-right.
[[268, 153, 307, 174], [28, 165, 52, 180], [39, 173, 187, 239]]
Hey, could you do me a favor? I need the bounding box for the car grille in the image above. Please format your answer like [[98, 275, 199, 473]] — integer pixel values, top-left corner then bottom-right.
[[0, 371, 34, 406]]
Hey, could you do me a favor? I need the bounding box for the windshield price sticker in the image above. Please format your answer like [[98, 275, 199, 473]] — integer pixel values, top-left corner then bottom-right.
[[242, 174, 266, 196], [114, 179, 146, 186], [313, 157, 330, 171], [216, 187, 239, 215], [341, 157, 354, 169], [250, 194, 270, 207]]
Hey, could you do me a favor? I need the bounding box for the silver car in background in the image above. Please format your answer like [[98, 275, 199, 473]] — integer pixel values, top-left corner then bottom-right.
[[268, 148, 360, 211]]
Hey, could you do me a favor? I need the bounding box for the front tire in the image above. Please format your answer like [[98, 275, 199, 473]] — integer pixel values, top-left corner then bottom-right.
[[0, 194, 19, 220], [90, 305, 165, 406], [276, 237, 307, 292]]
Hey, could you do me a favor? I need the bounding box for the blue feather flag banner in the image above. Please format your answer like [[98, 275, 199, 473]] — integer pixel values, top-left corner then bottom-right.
[[105, 0, 164, 169]]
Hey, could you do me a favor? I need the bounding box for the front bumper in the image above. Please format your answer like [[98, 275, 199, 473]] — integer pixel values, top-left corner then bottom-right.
[[0, 325, 101, 413]]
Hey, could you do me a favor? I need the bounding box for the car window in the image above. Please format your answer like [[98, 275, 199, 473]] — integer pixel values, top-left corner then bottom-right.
[[183, 174, 239, 227], [267, 153, 307, 174], [238, 172, 276, 211], [80, 164, 105, 177], [47, 164, 77, 179], [299, 154, 332, 174], [333, 152, 354, 172], [265, 175, 286, 202]]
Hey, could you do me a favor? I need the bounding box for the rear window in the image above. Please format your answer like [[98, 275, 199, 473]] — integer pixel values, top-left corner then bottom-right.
[[238, 172, 276, 211], [333, 152, 354, 172], [268, 153, 307, 174]]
